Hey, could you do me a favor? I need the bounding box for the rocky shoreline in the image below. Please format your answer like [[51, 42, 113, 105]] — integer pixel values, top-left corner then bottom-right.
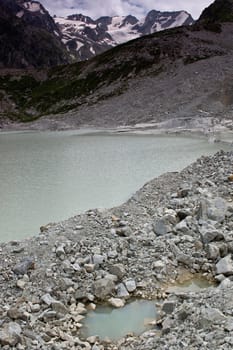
[[1, 150, 233, 349]]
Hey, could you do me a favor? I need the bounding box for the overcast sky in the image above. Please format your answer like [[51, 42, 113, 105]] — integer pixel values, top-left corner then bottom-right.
[[39, 0, 214, 19]]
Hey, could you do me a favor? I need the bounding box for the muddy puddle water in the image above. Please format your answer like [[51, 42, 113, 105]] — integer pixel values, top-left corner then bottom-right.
[[166, 277, 215, 293]]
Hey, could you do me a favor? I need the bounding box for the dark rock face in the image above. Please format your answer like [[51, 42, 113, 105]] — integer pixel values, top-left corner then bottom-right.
[[199, 0, 233, 23], [0, 0, 70, 68]]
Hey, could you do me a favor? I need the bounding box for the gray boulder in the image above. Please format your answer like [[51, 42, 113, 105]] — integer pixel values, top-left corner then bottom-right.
[[13, 257, 34, 275], [198, 197, 227, 223], [216, 255, 233, 275], [108, 264, 126, 280], [153, 218, 171, 236], [124, 278, 137, 292], [116, 283, 130, 298], [0, 322, 22, 346], [93, 277, 115, 300]]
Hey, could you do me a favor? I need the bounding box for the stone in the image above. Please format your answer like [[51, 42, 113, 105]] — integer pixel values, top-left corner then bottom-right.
[[198, 197, 227, 223], [207, 243, 220, 260], [84, 264, 95, 273], [108, 297, 125, 308], [225, 318, 233, 331], [218, 278, 233, 289], [0, 322, 22, 346], [162, 317, 173, 334], [199, 307, 226, 327], [7, 307, 28, 321], [51, 301, 69, 315], [124, 278, 137, 292], [116, 283, 130, 298], [56, 245, 65, 257], [30, 304, 41, 313], [41, 293, 57, 306], [16, 279, 27, 289], [216, 255, 233, 275], [177, 253, 193, 267], [200, 229, 223, 244], [175, 220, 189, 233], [93, 278, 115, 300], [115, 227, 131, 237], [108, 250, 118, 259], [87, 335, 99, 344], [152, 260, 165, 270], [228, 175, 233, 182], [153, 218, 171, 236], [207, 197, 227, 222], [92, 254, 106, 265], [108, 264, 126, 280], [13, 257, 34, 275], [162, 300, 176, 314]]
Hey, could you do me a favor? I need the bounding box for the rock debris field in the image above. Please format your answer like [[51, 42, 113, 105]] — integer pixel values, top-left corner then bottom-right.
[[1, 150, 233, 349]]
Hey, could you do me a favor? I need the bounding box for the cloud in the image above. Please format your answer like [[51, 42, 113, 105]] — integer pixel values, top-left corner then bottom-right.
[[40, 0, 214, 19]]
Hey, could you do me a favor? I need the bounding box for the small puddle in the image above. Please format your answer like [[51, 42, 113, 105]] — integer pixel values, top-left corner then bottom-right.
[[81, 277, 214, 341], [166, 277, 214, 293], [81, 299, 157, 341]]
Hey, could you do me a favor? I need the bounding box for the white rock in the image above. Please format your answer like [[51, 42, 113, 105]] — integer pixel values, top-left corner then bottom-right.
[[216, 255, 233, 275], [108, 297, 125, 308]]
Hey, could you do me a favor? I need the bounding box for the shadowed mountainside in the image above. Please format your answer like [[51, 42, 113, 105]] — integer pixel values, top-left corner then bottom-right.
[[0, 0, 70, 69]]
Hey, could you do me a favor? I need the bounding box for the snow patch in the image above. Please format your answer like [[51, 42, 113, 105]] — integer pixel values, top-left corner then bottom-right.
[[23, 1, 45, 14], [167, 11, 189, 29], [16, 10, 24, 18]]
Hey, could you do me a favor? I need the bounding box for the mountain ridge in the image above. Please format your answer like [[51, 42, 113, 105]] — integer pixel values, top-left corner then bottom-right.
[[55, 9, 194, 61]]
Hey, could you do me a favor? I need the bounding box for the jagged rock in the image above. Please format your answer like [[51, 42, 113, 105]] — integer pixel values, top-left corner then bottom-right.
[[84, 263, 95, 272], [216, 255, 233, 275], [162, 300, 177, 314], [51, 301, 69, 315], [200, 228, 223, 244], [198, 307, 226, 327], [153, 218, 171, 236], [207, 243, 220, 260], [92, 278, 115, 300], [116, 283, 130, 298], [92, 254, 107, 265], [0, 322, 22, 346], [124, 278, 137, 292], [108, 264, 126, 280], [7, 308, 28, 321], [41, 293, 57, 306], [198, 197, 228, 223], [175, 220, 189, 233], [13, 257, 34, 275]]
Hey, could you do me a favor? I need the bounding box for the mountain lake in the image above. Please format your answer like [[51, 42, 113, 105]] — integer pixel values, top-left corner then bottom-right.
[[0, 130, 232, 242]]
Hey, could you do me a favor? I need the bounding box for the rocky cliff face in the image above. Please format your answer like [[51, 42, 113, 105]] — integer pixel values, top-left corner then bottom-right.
[[0, 0, 70, 68], [199, 0, 233, 23], [55, 10, 194, 61]]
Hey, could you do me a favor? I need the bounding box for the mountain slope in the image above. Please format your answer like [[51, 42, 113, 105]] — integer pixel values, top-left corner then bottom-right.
[[199, 0, 233, 22], [0, 0, 70, 68], [1, 0, 233, 130], [55, 10, 194, 61]]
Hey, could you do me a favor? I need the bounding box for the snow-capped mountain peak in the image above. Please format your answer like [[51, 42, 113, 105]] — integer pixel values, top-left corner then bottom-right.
[[55, 10, 194, 61]]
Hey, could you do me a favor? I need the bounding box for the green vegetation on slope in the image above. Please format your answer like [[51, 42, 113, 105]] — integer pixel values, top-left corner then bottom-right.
[[0, 21, 228, 122]]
